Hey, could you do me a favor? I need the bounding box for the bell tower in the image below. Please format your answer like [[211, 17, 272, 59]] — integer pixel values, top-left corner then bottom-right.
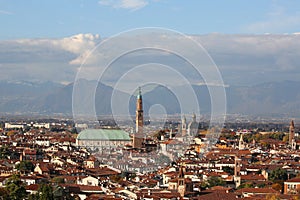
[[136, 87, 143, 134], [133, 87, 144, 149], [289, 120, 295, 145]]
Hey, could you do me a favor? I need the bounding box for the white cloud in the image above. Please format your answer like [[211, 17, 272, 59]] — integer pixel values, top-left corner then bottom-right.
[[1, 33, 300, 86], [99, 0, 148, 11], [11, 33, 101, 65], [0, 33, 101, 82]]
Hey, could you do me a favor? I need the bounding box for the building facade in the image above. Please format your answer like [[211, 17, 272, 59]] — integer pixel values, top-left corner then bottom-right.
[[284, 177, 300, 194]]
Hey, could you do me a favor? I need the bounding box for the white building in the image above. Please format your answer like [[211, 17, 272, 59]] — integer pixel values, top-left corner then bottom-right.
[[5, 123, 25, 129], [77, 176, 99, 186]]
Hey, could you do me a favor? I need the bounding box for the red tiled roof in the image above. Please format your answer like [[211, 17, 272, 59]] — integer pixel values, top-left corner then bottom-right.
[[194, 191, 237, 200], [23, 149, 37, 155], [236, 188, 278, 194], [60, 184, 103, 193], [25, 184, 39, 191], [285, 177, 300, 183]]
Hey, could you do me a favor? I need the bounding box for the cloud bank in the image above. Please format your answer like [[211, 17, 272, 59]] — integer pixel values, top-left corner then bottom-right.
[[0, 33, 300, 86]]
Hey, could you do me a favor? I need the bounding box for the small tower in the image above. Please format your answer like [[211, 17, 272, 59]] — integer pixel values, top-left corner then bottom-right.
[[133, 87, 144, 149], [169, 128, 173, 139], [234, 156, 242, 188], [181, 115, 187, 136], [187, 113, 198, 137], [177, 166, 186, 197], [289, 120, 295, 145], [192, 113, 196, 122], [239, 134, 245, 150]]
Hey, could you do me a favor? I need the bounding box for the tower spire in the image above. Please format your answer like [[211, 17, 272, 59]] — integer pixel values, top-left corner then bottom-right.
[[137, 86, 142, 99]]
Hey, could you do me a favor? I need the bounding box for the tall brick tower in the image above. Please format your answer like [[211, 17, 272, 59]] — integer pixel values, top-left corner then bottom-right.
[[133, 87, 144, 149], [289, 120, 295, 145]]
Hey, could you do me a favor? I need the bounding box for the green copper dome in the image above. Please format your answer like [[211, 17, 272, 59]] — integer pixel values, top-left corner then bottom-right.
[[77, 129, 131, 141]]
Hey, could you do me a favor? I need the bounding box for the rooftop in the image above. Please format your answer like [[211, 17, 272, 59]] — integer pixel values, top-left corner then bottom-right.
[[77, 129, 131, 141]]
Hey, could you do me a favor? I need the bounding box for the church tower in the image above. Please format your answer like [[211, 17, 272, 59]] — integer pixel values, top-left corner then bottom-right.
[[133, 87, 144, 149], [239, 134, 246, 150], [177, 166, 186, 197], [289, 120, 295, 145], [234, 156, 242, 188]]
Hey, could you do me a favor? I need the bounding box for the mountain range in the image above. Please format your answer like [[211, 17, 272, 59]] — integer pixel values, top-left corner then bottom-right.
[[0, 80, 299, 117]]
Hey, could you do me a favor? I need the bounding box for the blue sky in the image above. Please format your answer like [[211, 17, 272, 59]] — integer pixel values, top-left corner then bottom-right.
[[1, 0, 300, 39]]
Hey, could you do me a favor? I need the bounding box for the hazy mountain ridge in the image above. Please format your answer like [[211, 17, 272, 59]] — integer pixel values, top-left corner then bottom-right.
[[0, 80, 299, 116]]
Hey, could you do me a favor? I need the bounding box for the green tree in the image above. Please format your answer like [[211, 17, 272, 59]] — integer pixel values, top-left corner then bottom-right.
[[222, 166, 234, 175], [5, 174, 27, 200], [16, 160, 35, 174], [38, 184, 54, 200], [271, 132, 285, 141], [53, 185, 76, 200], [52, 177, 65, 184], [268, 168, 288, 182], [0, 146, 9, 159], [207, 176, 225, 187]]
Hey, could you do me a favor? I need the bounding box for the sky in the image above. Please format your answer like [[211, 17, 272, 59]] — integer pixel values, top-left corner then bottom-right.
[[0, 0, 300, 87], [1, 0, 300, 39]]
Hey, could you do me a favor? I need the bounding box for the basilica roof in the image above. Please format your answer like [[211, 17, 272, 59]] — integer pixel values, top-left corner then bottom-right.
[[77, 129, 131, 141]]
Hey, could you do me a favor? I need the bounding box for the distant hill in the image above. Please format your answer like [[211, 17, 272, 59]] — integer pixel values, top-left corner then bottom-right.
[[226, 80, 300, 116], [0, 80, 299, 117]]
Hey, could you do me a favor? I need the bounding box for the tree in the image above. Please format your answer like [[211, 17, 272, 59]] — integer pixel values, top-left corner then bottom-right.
[[0, 146, 9, 159], [222, 166, 234, 175], [38, 184, 54, 200], [283, 135, 289, 143], [5, 174, 27, 200], [53, 185, 76, 200], [7, 130, 17, 137], [268, 168, 288, 182], [238, 182, 253, 189], [272, 183, 283, 192], [266, 194, 280, 200], [16, 160, 34, 174], [0, 187, 9, 200], [271, 132, 285, 141], [52, 177, 65, 184], [207, 176, 225, 187]]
